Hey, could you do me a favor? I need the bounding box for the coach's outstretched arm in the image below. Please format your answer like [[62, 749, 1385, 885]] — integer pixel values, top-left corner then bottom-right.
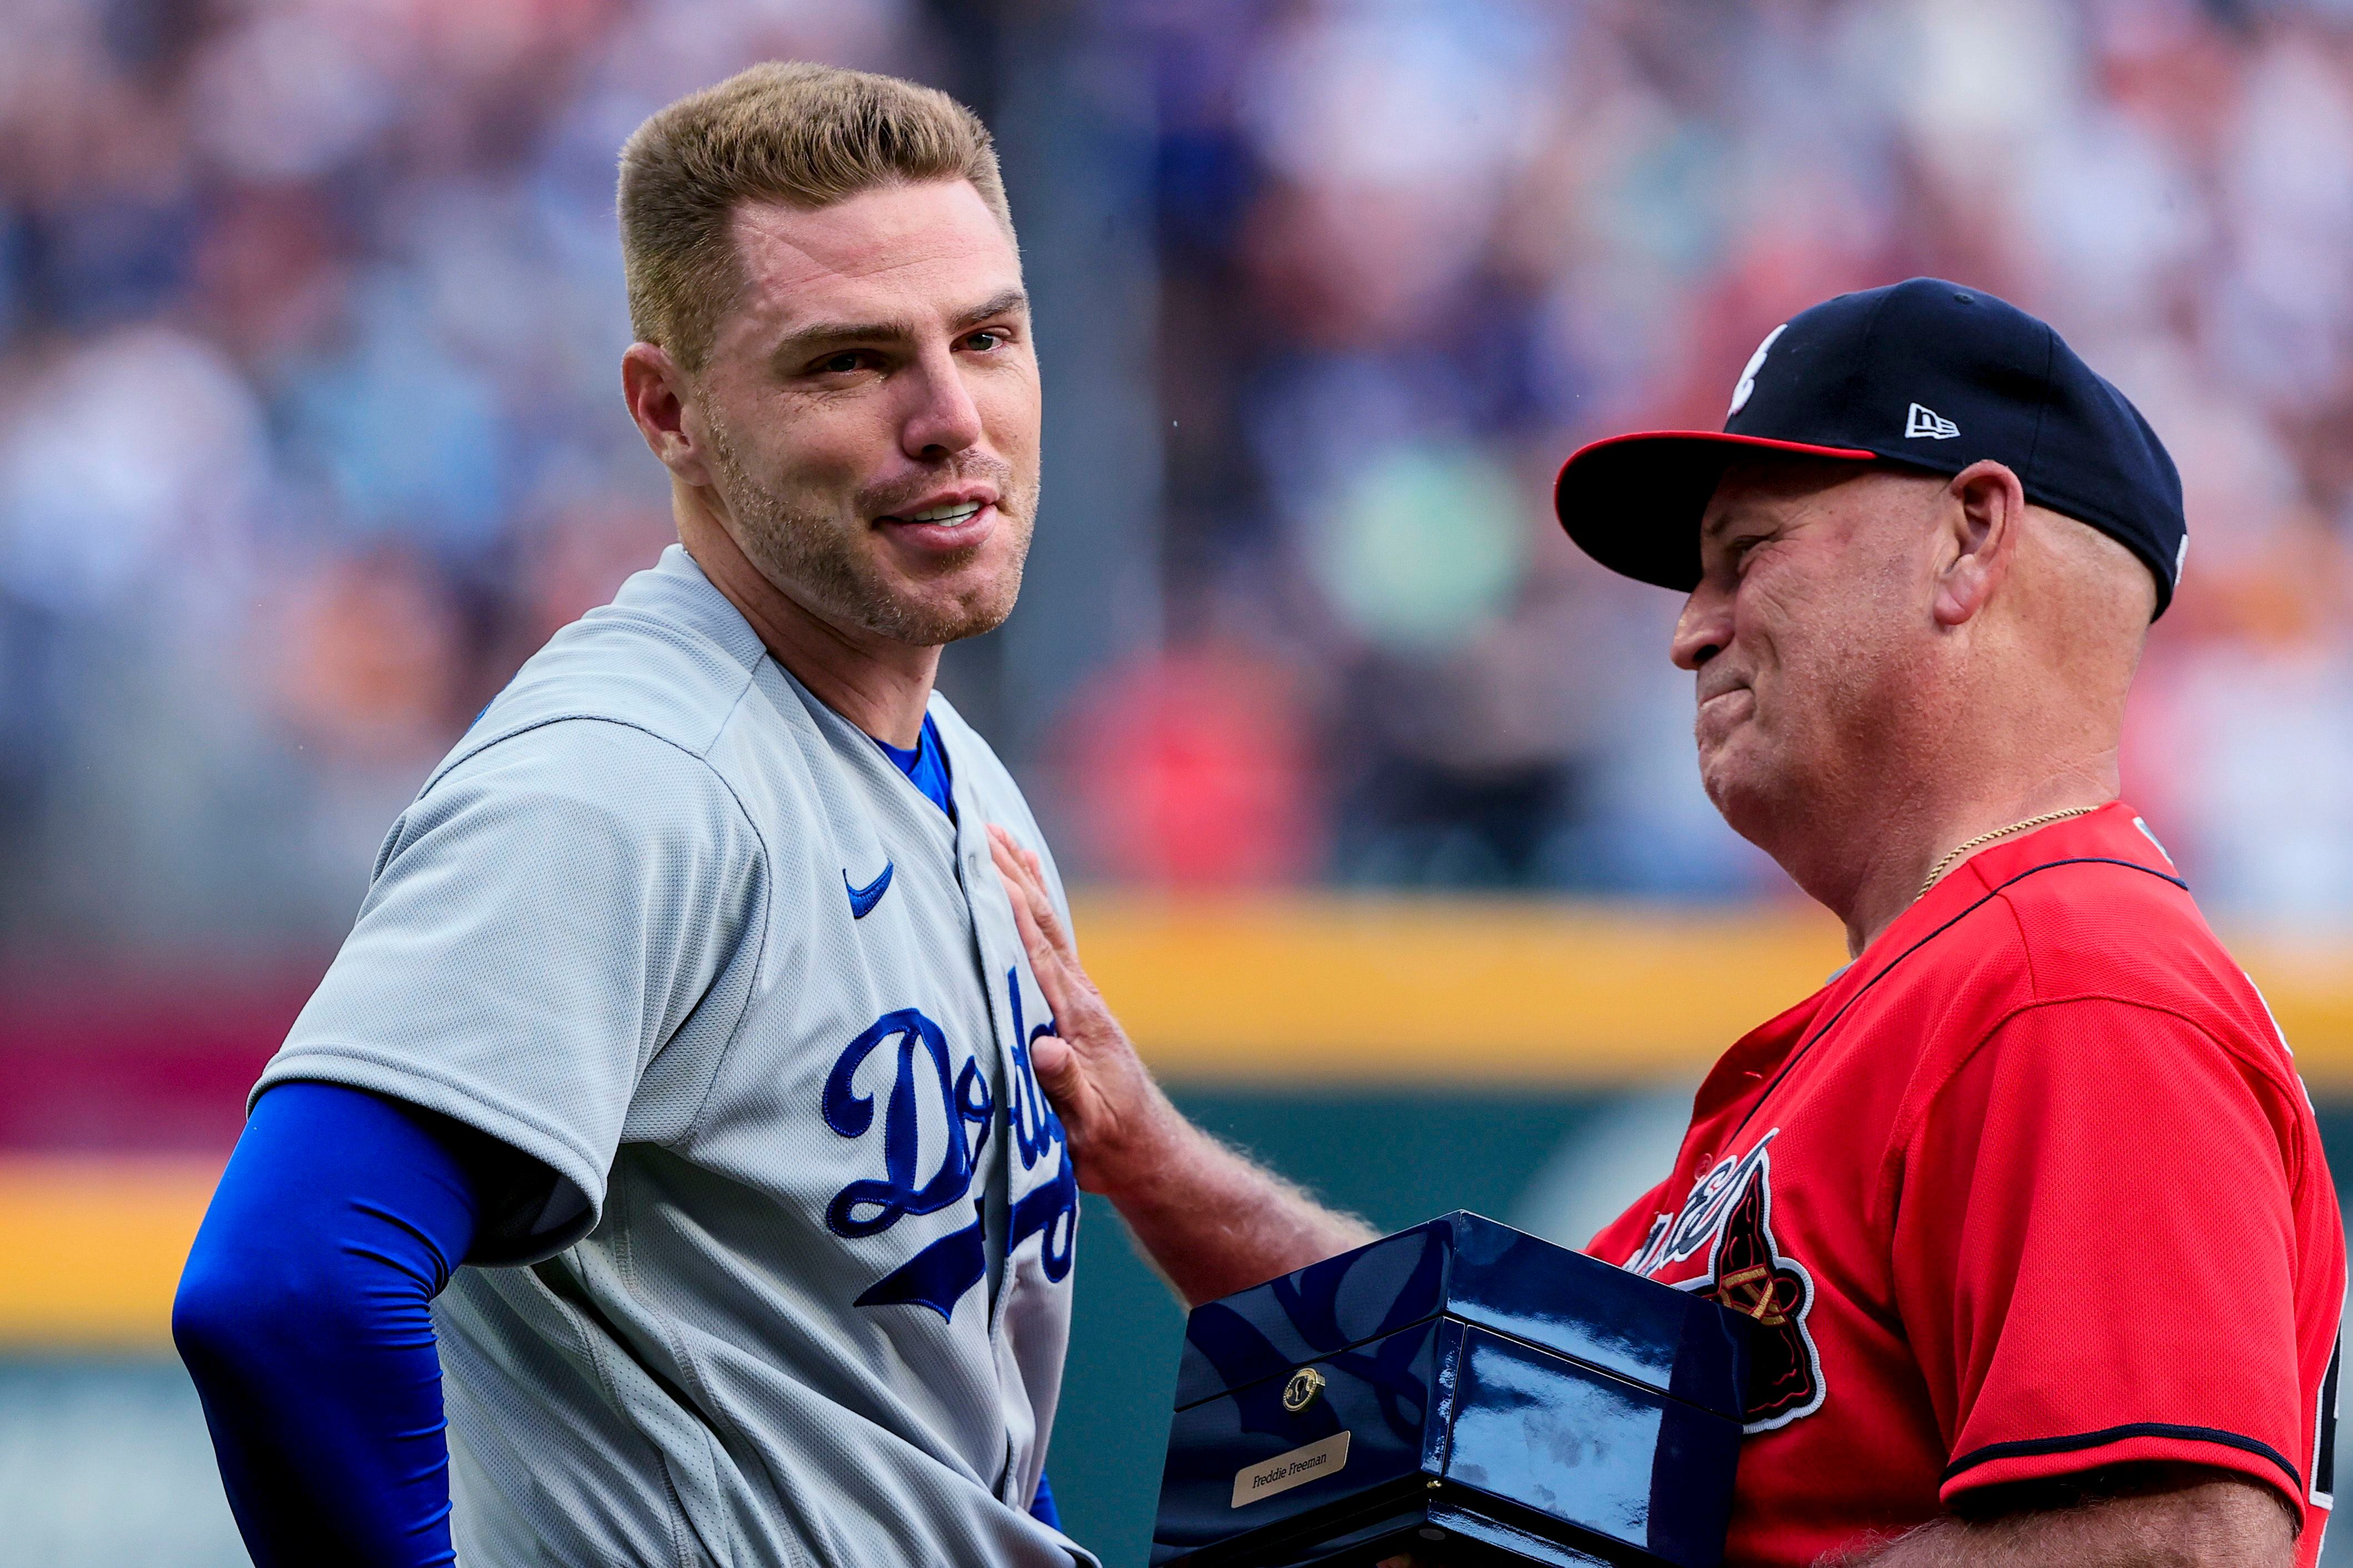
[[989, 826, 1375, 1306], [1822, 1462, 2295, 1566], [1378, 1466, 2294, 1568]]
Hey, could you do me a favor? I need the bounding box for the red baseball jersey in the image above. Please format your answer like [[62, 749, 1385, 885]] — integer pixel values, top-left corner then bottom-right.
[[1589, 803, 2345, 1566]]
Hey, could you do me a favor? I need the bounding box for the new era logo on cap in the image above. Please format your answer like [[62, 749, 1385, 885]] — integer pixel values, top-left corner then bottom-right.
[[1905, 403, 1960, 439]]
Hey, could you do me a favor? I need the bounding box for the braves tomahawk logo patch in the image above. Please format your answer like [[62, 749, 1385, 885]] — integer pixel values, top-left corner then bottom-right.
[[1698, 1161, 1823, 1429], [1626, 1134, 1826, 1432]]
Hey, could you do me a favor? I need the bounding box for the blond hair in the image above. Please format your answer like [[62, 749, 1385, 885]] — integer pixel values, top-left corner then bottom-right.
[[618, 61, 1013, 372]]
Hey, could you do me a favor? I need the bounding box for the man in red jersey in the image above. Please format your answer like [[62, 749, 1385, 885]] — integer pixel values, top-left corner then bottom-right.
[[1537, 278, 2342, 1566], [988, 276, 2343, 1566]]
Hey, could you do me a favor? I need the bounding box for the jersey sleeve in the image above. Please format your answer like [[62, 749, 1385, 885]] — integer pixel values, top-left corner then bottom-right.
[[1892, 997, 2315, 1519], [256, 719, 767, 1259]]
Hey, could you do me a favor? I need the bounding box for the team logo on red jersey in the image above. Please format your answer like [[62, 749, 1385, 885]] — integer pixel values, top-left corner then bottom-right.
[[1626, 1133, 1826, 1432]]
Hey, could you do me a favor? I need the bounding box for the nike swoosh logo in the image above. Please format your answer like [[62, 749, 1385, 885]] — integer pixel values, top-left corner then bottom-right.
[[845, 861, 894, 920]]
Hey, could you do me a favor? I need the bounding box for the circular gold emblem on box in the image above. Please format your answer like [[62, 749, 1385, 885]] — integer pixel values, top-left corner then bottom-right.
[[1282, 1366, 1325, 1414]]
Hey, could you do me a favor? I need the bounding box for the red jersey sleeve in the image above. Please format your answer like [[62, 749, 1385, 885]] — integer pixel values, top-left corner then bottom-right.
[[1891, 997, 2317, 1519]]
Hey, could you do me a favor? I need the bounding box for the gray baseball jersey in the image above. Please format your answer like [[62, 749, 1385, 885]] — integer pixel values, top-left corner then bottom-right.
[[255, 544, 1093, 1567]]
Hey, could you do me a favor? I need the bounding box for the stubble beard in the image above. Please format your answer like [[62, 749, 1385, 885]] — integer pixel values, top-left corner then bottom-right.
[[1703, 648, 1909, 899], [704, 417, 1038, 648]]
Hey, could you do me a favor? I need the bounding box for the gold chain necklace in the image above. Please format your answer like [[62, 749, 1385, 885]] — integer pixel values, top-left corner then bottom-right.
[[1917, 805, 2100, 900]]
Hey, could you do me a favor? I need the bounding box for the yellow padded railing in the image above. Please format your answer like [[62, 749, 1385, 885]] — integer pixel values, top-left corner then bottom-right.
[[1075, 895, 2353, 1084], [3, 898, 2347, 1347], [0, 1156, 222, 1350]]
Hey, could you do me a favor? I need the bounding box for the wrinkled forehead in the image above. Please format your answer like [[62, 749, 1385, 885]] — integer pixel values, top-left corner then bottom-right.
[[717, 182, 1025, 350]]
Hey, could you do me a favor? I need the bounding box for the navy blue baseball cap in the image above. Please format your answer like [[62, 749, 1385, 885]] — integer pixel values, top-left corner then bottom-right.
[[1552, 278, 2187, 617]]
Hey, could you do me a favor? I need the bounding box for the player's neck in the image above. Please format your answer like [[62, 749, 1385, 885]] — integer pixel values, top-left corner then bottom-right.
[[678, 510, 938, 749], [1835, 758, 2121, 959]]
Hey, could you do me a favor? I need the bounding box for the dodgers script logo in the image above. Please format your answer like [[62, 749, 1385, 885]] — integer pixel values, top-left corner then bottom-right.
[[823, 1008, 995, 1319], [1627, 1131, 1825, 1432], [822, 974, 1080, 1321]]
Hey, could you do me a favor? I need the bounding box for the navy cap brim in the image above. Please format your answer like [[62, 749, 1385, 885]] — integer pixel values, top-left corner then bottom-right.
[[1553, 430, 1878, 592]]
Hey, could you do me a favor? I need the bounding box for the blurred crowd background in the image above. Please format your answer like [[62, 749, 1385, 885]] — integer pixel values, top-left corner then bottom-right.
[[9, 0, 2353, 1561], [7, 0, 2353, 951]]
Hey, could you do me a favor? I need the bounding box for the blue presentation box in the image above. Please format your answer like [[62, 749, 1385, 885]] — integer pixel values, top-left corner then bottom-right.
[[1149, 1212, 1751, 1567]]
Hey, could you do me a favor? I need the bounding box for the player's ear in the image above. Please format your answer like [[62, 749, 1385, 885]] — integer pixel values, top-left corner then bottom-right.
[[1931, 459, 2025, 628], [621, 343, 715, 487]]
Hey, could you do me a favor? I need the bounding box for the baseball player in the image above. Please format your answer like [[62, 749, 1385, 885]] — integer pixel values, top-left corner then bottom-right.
[[173, 61, 1303, 1567], [995, 280, 2347, 1566]]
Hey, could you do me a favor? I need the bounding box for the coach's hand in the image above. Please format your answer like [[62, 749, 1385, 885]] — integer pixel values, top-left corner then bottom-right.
[[988, 824, 1179, 1197], [990, 824, 1375, 1303]]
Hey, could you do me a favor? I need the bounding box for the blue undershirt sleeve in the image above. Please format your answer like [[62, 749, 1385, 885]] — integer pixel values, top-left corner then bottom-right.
[[174, 1080, 537, 1568], [1030, 1468, 1061, 1529]]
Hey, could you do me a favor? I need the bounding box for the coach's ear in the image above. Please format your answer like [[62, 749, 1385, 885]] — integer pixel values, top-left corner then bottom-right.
[[1932, 459, 2027, 628], [622, 343, 716, 487]]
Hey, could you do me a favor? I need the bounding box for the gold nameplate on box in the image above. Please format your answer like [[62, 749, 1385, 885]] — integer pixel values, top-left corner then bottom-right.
[[1231, 1431, 1350, 1509]]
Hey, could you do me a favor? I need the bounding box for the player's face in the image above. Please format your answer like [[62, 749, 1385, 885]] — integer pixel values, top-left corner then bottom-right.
[[1671, 460, 1944, 846], [688, 180, 1040, 647]]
